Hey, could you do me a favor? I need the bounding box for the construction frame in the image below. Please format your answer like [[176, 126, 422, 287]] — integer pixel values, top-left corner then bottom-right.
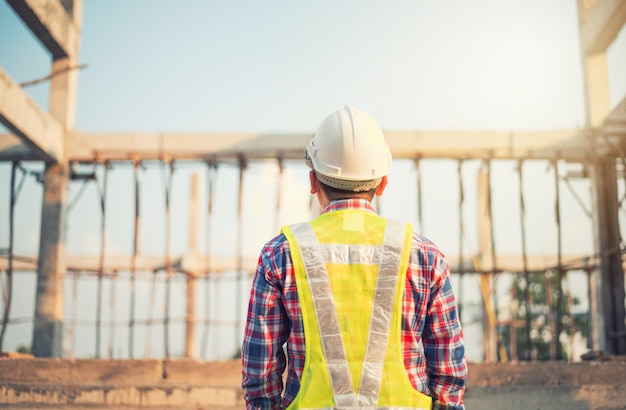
[[0, 0, 625, 361]]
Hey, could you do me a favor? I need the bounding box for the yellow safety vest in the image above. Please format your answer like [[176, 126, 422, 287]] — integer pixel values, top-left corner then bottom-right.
[[282, 209, 433, 410]]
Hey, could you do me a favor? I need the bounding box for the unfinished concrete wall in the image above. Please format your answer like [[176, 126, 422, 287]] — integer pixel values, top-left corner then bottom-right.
[[1, 359, 625, 409]]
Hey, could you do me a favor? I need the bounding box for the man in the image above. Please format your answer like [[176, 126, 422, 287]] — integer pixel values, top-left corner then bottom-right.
[[242, 106, 466, 409]]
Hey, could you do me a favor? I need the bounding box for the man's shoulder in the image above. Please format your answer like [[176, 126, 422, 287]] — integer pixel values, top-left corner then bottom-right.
[[411, 232, 448, 259], [262, 232, 289, 254]]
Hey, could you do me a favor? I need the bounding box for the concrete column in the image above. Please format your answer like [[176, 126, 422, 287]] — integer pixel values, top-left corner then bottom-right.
[[31, 0, 82, 357], [578, 0, 626, 355], [588, 158, 626, 354], [31, 60, 73, 357], [32, 162, 69, 357]]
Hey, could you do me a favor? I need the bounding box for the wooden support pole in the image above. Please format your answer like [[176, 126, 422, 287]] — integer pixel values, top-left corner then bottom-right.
[[553, 159, 564, 360], [185, 173, 202, 359], [95, 162, 108, 358], [477, 161, 497, 362], [201, 161, 216, 360], [457, 160, 465, 323], [275, 158, 284, 234], [545, 269, 556, 360], [235, 155, 246, 352], [162, 157, 173, 359], [509, 284, 517, 362], [108, 270, 116, 359], [68, 270, 79, 359], [516, 160, 532, 361], [414, 157, 424, 235], [129, 157, 140, 358]]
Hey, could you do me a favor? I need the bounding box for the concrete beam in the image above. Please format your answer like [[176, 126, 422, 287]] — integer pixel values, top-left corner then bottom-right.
[[6, 0, 81, 58], [387, 129, 597, 160], [0, 254, 258, 275], [65, 132, 310, 162], [579, 0, 626, 55], [3, 127, 622, 163], [0, 252, 598, 275], [0, 68, 65, 163], [60, 128, 604, 162]]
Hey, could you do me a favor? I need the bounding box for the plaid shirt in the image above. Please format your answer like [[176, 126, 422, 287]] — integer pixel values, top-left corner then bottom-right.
[[242, 199, 466, 409]]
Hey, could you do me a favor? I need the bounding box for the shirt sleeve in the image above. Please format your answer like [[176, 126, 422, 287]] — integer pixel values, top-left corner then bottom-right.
[[423, 254, 467, 410], [241, 238, 291, 409]]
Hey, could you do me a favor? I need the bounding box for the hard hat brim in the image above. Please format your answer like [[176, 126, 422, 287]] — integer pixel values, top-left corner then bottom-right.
[[314, 171, 382, 192]]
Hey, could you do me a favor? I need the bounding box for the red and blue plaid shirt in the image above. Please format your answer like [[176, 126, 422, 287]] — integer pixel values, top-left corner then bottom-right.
[[242, 198, 466, 409]]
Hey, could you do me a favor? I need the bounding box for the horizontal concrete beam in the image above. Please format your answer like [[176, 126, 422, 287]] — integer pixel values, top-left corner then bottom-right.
[[0, 253, 258, 275], [5, 128, 609, 163], [579, 0, 626, 55], [0, 252, 597, 275], [2, 127, 622, 163], [7, 0, 80, 58], [67, 132, 311, 162], [386, 129, 599, 161], [0, 68, 65, 163]]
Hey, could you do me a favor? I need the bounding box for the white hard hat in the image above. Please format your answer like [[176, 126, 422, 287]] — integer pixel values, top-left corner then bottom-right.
[[305, 106, 392, 192]]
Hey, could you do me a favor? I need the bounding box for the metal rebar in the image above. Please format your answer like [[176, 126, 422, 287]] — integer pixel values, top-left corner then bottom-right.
[[70, 270, 79, 359], [129, 158, 140, 358], [553, 158, 564, 360], [457, 160, 465, 322], [108, 270, 117, 359], [162, 157, 174, 359], [562, 176, 592, 219], [145, 270, 157, 359], [275, 158, 284, 234], [415, 157, 424, 234], [95, 161, 109, 358], [517, 159, 532, 360], [235, 155, 247, 352], [545, 269, 556, 359], [621, 157, 626, 240], [483, 158, 499, 361], [201, 160, 217, 359]]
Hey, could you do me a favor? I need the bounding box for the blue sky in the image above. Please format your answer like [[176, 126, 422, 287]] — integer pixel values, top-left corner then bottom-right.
[[5, 0, 621, 133], [1, 1, 625, 361]]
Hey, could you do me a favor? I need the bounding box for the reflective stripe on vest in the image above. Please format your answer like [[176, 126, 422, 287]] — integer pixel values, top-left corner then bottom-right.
[[282, 211, 432, 410]]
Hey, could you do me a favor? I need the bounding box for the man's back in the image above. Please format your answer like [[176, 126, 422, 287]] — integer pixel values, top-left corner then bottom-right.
[[242, 199, 466, 409]]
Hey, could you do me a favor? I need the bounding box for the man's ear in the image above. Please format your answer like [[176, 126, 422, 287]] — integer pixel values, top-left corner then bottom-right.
[[309, 171, 321, 194], [375, 176, 388, 196]]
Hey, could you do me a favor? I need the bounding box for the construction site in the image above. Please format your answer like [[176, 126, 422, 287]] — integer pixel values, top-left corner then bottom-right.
[[1, 0, 626, 408]]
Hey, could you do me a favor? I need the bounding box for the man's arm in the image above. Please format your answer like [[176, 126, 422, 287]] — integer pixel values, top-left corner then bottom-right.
[[241, 242, 290, 409], [423, 256, 467, 410]]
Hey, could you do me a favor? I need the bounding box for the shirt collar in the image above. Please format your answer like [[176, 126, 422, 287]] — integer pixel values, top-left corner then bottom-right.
[[321, 198, 377, 215]]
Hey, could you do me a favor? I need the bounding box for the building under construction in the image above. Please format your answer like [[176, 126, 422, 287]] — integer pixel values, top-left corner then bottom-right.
[[0, 0, 626, 408]]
